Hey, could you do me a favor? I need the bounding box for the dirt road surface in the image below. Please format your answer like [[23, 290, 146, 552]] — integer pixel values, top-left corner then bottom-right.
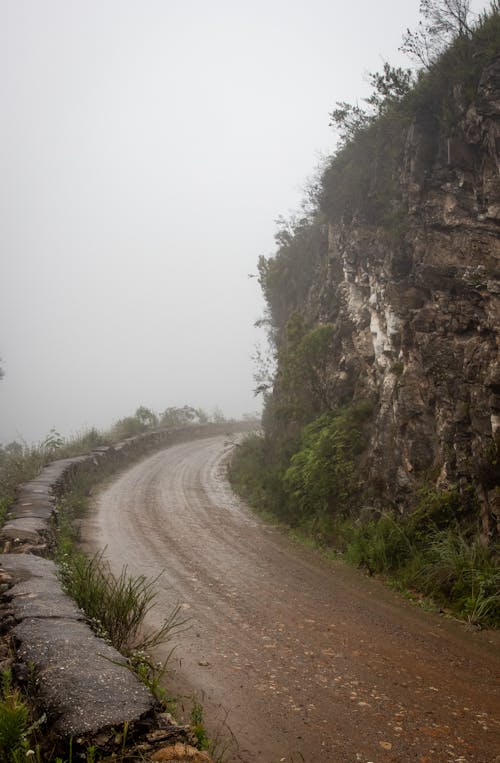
[[83, 434, 500, 763]]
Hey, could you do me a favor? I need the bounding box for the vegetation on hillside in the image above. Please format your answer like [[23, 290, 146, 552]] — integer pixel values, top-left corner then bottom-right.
[[231, 0, 500, 626]]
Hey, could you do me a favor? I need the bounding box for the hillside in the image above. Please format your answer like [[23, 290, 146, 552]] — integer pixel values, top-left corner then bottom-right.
[[230, 4, 500, 624]]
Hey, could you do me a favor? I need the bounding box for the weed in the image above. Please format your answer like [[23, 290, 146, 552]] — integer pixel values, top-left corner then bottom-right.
[[415, 529, 500, 627], [344, 514, 414, 575], [190, 700, 210, 751], [60, 550, 186, 654], [0, 670, 30, 762], [128, 651, 172, 704]]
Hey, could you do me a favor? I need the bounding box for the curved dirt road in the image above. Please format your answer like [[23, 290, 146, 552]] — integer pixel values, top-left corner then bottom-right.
[[83, 434, 500, 763]]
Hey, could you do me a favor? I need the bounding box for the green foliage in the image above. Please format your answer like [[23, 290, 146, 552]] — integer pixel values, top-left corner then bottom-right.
[[190, 701, 210, 751], [257, 215, 328, 339], [40, 428, 65, 454], [60, 550, 184, 654], [0, 401, 215, 531], [329, 102, 371, 147], [134, 406, 159, 429], [322, 5, 500, 223], [231, 432, 500, 626], [187, 699, 230, 763], [321, 103, 411, 223], [228, 433, 289, 521], [275, 318, 336, 425], [56, 428, 108, 457], [109, 404, 164, 439], [0, 671, 29, 761], [343, 515, 414, 574], [408, 485, 477, 543], [415, 529, 500, 626], [365, 63, 415, 112], [128, 652, 172, 706], [0, 443, 47, 526], [284, 404, 371, 522], [333, 497, 500, 627], [329, 63, 414, 147], [230, 403, 372, 527], [401, 0, 474, 69], [228, 433, 269, 506], [110, 415, 148, 440]]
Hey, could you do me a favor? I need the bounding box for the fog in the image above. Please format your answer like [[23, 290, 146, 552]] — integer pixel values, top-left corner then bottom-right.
[[0, 0, 487, 443]]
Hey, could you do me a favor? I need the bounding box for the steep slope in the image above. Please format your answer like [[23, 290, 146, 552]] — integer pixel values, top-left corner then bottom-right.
[[255, 16, 500, 544]]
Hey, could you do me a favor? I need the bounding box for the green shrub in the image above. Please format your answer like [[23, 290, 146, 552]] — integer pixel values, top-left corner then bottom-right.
[[228, 433, 289, 520], [344, 515, 414, 574], [283, 403, 371, 522], [408, 486, 477, 544]]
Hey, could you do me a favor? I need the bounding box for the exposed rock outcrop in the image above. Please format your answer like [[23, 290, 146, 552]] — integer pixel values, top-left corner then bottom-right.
[[269, 56, 500, 540]]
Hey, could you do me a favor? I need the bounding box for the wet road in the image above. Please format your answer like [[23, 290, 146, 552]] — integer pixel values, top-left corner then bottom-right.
[[83, 434, 500, 763]]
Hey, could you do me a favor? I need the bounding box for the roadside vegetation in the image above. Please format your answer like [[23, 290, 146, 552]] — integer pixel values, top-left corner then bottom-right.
[[55, 475, 187, 694], [0, 404, 231, 762], [229, 434, 500, 628]]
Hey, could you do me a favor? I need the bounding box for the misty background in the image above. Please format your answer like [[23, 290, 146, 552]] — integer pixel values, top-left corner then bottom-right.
[[0, 0, 487, 444]]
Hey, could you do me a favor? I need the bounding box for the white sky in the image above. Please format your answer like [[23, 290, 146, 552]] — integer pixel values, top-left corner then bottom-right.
[[0, 0, 490, 443]]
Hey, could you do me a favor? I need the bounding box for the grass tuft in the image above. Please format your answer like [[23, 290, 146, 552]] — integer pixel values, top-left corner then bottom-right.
[[0, 670, 30, 762], [60, 550, 185, 654]]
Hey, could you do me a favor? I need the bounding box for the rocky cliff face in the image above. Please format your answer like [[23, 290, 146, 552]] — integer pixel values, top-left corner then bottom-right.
[[298, 58, 500, 540]]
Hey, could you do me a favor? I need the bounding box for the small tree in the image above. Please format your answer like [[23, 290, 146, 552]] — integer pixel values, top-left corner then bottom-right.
[[329, 63, 414, 146], [400, 0, 474, 68], [134, 406, 158, 429], [160, 405, 201, 427]]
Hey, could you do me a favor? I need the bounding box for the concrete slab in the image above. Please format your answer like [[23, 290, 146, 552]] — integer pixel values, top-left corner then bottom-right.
[[1, 555, 84, 621], [14, 617, 154, 736], [1, 555, 154, 737], [1, 518, 48, 543], [9, 503, 53, 520]]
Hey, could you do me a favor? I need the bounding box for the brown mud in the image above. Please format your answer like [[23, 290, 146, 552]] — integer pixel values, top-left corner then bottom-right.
[[82, 435, 500, 763]]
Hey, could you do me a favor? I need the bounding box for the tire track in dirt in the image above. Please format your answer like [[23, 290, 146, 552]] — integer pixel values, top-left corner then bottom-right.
[[82, 435, 500, 763]]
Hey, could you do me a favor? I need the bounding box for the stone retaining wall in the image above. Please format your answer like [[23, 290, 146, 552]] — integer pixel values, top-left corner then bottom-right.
[[1, 422, 245, 552], [0, 422, 248, 754]]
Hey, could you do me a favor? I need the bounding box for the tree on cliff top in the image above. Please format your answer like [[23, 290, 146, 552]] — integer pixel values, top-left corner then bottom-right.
[[330, 0, 477, 145], [401, 0, 474, 68], [329, 63, 414, 146]]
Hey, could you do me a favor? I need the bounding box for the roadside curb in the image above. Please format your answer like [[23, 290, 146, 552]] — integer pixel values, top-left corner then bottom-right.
[[1, 553, 155, 737], [0, 423, 246, 751]]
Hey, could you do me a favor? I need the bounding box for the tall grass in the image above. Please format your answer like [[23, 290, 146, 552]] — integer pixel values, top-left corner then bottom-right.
[[0, 429, 111, 529], [415, 529, 500, 626], [0, 671, 30, 763], [342, 515, 414, 575], [60, 550, 185, 654], [0, 444, 47, 526], [329, 518, 499, 627]]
